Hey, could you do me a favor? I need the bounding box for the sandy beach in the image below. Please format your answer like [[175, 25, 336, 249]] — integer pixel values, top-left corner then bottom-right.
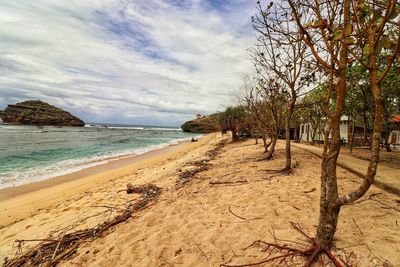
[[1, 133, 399, 266]]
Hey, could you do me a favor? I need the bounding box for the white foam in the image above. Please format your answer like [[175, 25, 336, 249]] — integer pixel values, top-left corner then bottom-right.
[[107, 126, 145, 130], [0, 135, 201, 189]]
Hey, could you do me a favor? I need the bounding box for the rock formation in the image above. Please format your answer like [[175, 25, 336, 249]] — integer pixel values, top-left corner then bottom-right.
[[181, 113, 220, 133], [0, 100, 85, 127]]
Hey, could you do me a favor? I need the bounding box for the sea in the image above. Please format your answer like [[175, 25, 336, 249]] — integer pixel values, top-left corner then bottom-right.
[[0, 123, 197, 189]]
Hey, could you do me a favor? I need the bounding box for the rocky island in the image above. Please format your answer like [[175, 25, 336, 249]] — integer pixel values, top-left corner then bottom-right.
[[181, 113, 220, 133], [0, 100, 85, 127]]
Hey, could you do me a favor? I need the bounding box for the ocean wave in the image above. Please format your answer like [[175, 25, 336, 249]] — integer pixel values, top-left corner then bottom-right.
[[146, 127, 182, 131], [0, 135, 199, 189], [107, 126, 145, 130]]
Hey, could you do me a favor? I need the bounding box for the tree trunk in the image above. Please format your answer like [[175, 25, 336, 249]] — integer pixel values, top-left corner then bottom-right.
[[363, 111, 368, 146], [294, 126, 299, 143], [315, 0, 350, 248], [336, 46, 385, 207], [316, 201, 341, 249], [284, 98, 296, 170], [265, 137, 277, 160], [232, 129, 238, 141], [311, 124, 318, 145], [382, 131, 392, 152], [349, 116, 355, 153], [316, 114, 342, 248], [285, 117, 291, 169], [262, 135, 267, 152]]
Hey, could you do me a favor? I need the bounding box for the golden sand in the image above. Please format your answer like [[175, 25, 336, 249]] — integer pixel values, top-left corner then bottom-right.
[[0, 134, 399, 266]]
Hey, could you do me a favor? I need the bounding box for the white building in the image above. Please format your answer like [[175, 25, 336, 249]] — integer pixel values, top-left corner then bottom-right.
[[299, 115, 400, 150], [299, 116, 350, 144]]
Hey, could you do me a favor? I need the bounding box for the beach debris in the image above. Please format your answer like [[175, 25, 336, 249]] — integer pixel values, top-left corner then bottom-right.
[[304, 188, 316, 193], [125, 183, 159, 195], [174, 248, 182, 256], [227, 206, 264, 222], [290, 204, 301, 211], [209, 180, 248, 186], [4, 184, 161, 267], [352, 218, 363, 235], [260, 168, 293, 175], [193, 239, 209, 262], [206, 140, 226, 159], [176, 165, 210, 188], [355, 193, 400, 212], [208, 180, 250, 188], [175, 140, 226, 189]]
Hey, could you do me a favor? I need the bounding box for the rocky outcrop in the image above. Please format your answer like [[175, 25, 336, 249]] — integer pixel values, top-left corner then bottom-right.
[[0, 100, 85, 127], [181, 113, 220, 133]]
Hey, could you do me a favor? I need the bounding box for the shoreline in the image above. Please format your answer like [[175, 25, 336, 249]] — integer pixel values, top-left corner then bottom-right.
[[0, 140, 189, 202], [0, 136, 210, 226]]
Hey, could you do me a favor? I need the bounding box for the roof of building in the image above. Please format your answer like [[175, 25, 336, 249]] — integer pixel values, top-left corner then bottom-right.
[[389, 115, 400, 123]]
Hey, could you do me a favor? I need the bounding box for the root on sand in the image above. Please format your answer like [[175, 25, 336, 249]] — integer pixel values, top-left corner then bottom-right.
[[221, 222, 345, 267]]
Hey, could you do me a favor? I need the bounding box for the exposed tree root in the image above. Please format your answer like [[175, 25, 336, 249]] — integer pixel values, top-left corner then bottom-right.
[[221, 222, 346, 267], [3, 184, 161, 267]]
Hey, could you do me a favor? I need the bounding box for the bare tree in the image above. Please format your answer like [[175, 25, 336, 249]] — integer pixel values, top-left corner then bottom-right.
[[288, 0, 400, 260], [253, 1, 310, 170], [239, 74, 284, 159]]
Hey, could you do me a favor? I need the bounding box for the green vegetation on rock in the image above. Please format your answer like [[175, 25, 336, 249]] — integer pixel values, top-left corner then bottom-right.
[[0, 100, 85, 127], [181, 113, 220, 133]]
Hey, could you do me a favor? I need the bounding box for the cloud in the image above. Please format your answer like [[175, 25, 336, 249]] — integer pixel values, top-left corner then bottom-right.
[[0, 0, 255, 126]]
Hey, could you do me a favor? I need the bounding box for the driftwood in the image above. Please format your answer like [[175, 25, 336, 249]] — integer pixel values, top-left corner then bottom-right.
[[4, 184, 161, 267]]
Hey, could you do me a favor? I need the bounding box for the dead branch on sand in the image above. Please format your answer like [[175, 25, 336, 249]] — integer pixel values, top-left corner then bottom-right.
[[209, 180, 248, 186], [4, 184, 161, 267], [260, 168, 293, 175], [354, 193, 400, 212], [228, 206, 263, 222]]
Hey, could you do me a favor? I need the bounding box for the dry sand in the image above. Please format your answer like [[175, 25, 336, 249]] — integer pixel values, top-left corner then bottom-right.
[[0, 133, 399, 266]]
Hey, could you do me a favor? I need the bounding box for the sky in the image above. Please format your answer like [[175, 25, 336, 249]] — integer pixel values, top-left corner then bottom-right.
[[0, 0, 256, 126]]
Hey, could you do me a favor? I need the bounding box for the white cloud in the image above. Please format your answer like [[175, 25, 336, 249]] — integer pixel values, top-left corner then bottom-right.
[[0, 0, 255, 126]]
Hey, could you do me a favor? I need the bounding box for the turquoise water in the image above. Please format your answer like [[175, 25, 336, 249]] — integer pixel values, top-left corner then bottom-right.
[[0, 123, 196, 189]]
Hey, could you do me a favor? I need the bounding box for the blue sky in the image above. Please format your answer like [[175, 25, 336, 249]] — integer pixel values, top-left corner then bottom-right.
[[0, 0, 256, 126]]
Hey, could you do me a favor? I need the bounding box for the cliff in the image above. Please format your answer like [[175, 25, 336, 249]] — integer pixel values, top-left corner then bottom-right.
[[0, 100, 85, 127], [181, 113, 220, 133]]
